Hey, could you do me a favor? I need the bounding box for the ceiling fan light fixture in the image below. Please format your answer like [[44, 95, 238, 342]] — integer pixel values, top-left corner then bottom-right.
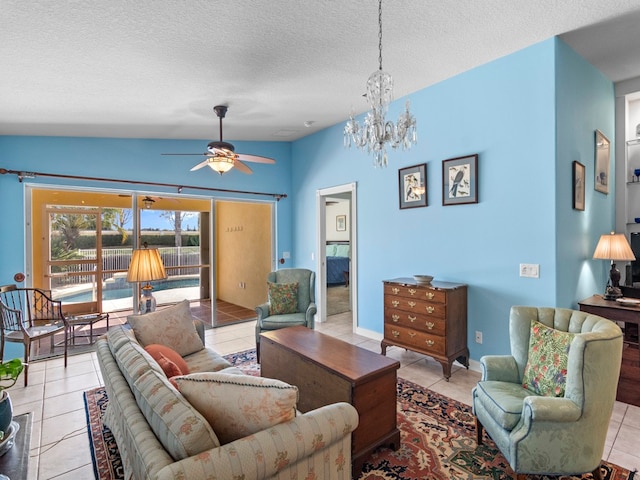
[[208, 157, 235, 175]]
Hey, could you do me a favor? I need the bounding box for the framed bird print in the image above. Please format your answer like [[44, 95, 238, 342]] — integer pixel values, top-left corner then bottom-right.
[[399, 163, 428, 209], [442, 154, 478, 206]]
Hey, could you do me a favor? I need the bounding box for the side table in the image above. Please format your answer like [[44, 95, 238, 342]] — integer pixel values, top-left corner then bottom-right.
[[0, 412, 32, 480], [66, 312, 109, 345], [578, 295, 640, 407]]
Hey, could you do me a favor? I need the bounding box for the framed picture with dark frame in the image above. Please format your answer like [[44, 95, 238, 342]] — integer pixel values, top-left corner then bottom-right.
[[336, 215, 346, 231], [398, 163, 428, 209], [594, 129, 610, 194], [442, 154, 478, 206], [573, 160, 585, 211]]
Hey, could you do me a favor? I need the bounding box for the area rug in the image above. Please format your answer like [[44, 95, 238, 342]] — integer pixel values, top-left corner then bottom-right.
[[84, 349, 636, 480], [327, 284, 351, 316]]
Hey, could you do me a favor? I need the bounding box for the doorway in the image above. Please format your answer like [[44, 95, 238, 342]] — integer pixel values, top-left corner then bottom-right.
[[316, 183, 357, 330]]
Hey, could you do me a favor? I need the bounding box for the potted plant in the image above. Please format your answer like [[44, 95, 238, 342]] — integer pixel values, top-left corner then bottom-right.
[[0, 359, 24, 441]]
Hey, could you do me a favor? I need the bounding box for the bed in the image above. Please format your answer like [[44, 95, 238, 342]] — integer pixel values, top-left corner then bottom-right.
[[326, 242, 350, 285]]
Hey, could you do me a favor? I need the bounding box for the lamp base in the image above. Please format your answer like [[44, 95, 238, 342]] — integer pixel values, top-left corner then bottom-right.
[[139, 285, 157, 314], [603, 285, 623, 300]]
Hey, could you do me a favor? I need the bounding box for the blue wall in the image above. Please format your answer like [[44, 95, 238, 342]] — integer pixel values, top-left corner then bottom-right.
[[291, 37, 613, 359], [0, 37, 614, 362], [554, 39, 616, 304]]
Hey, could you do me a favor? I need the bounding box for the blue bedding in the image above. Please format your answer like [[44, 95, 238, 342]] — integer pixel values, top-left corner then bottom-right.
[[327, 256, 349, 284]]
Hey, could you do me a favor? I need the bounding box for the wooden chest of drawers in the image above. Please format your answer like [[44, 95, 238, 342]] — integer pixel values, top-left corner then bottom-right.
[[381, 277, 468, 380]]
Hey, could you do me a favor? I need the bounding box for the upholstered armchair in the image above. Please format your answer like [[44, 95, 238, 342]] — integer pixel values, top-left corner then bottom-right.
[[255, 268, 316, 360], [472, 306, 623, 480]]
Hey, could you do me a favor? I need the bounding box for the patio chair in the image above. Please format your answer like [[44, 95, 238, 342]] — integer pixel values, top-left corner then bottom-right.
[[0, 284, 68, 386]]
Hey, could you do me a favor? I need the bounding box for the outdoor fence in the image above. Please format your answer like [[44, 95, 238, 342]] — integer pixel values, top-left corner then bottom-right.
[[52, 246, 202, 287]]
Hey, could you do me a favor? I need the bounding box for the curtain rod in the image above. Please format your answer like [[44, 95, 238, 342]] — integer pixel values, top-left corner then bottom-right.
[[0, 168, 287, 201]]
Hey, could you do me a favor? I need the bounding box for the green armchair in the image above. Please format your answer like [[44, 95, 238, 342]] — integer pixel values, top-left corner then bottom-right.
[[472, 306, 623, 480], [255, 268, 317, 360]]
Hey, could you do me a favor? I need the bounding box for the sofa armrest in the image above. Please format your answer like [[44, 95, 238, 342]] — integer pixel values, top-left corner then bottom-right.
[[480, 355, 519, 383], [256, 303, 270, 321], [155, 402, 358, 480], [522, 396, 582, 423], [193, 320, 205, 345]]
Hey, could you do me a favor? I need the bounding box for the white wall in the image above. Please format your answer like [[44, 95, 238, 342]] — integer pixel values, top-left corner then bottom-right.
[[326, 199, 350, 241]]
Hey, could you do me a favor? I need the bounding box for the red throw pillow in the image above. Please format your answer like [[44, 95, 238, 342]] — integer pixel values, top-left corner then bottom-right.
[[144, 344, 190, 375], [156, 353, 183, 378]]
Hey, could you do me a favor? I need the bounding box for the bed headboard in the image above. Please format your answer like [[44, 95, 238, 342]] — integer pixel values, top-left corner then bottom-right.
[[326, 241, 350, 257]]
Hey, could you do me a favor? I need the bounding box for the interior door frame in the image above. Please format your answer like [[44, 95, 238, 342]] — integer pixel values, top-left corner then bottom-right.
[[316, 182, 357, 330]]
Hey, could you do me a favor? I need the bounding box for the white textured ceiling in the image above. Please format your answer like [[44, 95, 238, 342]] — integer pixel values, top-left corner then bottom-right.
[[2, 0, 640, 142]]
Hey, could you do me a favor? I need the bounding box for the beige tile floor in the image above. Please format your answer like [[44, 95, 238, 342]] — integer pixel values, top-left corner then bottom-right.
[[8, 311, 640, 479]]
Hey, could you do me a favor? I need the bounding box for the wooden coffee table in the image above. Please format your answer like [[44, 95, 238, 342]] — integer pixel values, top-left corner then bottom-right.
[[260, 326, 400, 477]]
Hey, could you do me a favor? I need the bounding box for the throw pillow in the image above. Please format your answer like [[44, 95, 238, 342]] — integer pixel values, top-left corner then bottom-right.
[[128, 299, 203, 356], [156, 353, 183, 378], [522, 321, 575, 397], [144, 344, 190, 375], [268, 282, 299, 315], [173, 371, 298, 445]]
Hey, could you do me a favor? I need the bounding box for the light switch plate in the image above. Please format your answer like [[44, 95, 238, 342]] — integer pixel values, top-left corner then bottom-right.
[[520, 263, 539, 278]]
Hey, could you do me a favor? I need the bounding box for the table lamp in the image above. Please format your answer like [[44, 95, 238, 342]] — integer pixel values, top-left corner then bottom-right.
[[126, 243, 167, 313], [593, 232, 636, 300]]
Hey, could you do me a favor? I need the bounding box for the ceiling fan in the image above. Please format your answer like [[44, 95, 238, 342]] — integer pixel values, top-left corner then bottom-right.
[[162, 105, 276, 175]]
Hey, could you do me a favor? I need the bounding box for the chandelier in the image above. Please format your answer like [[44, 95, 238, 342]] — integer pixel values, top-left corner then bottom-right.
[[344, 0, 417, 168]]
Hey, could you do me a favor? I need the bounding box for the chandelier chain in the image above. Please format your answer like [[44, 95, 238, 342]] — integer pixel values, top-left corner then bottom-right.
[[378, 0, 383, 71], [343, 0, 417, 168]]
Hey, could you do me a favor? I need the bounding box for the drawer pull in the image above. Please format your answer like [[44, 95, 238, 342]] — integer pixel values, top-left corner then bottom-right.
[[408, 315, 417, 323], [425, 321, 435, 330], [391, 330, 400, 338], [408, 332, 416, 338], [425, 292, 435, 299], [392, 314, 400, 323], [425, 339, 435, 346], [392, 287, 400, 294], [392, 300, 400, 307], [408, 301, 416, 308], [408, 288, 416, 295], [425, 306, 435, 314]]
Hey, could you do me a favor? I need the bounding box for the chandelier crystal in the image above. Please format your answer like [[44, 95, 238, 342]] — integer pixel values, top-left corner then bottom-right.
[[344, 0, 417, 168]]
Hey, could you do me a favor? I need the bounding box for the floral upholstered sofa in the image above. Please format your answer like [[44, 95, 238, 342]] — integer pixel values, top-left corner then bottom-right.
[[95, 300, 358, 480]]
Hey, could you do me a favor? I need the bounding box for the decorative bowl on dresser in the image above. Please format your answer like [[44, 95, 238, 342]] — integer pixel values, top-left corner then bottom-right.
[[381, 277, 469, 380]]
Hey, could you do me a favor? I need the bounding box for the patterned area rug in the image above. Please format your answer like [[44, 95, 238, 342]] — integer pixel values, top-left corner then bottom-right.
[[84, 349, 636, 480]]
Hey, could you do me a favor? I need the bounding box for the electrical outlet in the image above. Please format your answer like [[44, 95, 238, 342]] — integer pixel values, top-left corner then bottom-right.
[[475, 331, 483, 344], [519, 263, 540, 278]]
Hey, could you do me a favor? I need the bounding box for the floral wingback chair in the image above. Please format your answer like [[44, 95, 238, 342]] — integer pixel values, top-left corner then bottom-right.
[[472, 306, 622, 480], [255, 268, 316, 359]]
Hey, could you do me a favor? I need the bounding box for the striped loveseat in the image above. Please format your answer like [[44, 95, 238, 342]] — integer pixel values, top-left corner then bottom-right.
[[95, 302, 358, 480]]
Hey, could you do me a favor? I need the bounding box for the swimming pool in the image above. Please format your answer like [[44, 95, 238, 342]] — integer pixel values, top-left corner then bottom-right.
[[59, 277, 199, 303]]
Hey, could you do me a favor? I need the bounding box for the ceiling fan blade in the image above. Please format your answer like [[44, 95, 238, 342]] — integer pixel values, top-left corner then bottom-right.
[[190, 158, 212, 171], [233, 159, 253, 174], [237, 153, 276, 164]]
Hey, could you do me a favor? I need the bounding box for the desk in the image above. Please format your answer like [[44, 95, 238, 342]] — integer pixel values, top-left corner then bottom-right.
[[0, 413, 32, 480], [578, 295, 640, 407]]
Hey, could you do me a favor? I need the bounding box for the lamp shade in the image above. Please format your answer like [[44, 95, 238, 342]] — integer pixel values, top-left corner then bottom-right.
[[593, 232, 636, 261], [126, 247, 167, 283]]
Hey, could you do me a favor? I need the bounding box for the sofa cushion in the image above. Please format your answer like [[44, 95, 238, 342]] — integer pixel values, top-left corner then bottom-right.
[[522, 321, 575, 397], [182, 347, 233, 373], [132, 369, 220, 460], [128, 300, 204, 356], [173, 371, 298, 445], [268, 281, 299, 315], [115, 339, 165, 387], [145, 344, 190, 375]]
